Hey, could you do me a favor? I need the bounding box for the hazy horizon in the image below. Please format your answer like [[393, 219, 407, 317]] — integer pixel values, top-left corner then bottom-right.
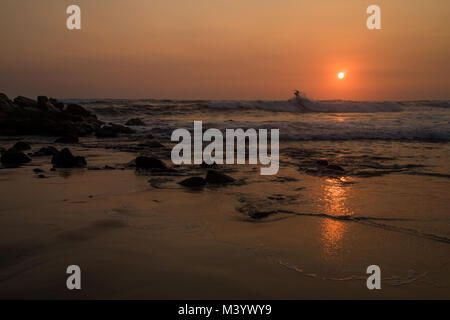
[[1, 0, 449, 100]]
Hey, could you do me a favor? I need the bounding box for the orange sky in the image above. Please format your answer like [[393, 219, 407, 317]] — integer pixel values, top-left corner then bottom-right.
[[0, 0, 449, 100]]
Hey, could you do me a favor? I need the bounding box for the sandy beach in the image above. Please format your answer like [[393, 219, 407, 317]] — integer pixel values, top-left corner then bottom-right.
[[0, 134, 449, 299]]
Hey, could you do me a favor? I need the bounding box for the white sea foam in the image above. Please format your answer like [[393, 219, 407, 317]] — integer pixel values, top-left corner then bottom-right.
[[65, 97, 450, 142]]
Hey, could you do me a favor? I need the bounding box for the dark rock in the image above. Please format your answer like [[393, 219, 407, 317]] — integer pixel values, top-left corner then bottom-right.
[[33, 146, 59, 157], [316, 159, 329, 166], [52, 148, 87, 168], [1, 149, 32, 166], [77, 121, 102, 136], [37, 174, 47, 179], [135, 156, 167, 170], [13, 96, 38, 109], [125, 118, 146, 126], [238, 204, 277, 220], [0, 93, 18, 113], [65, 104, 93, 118], [179, 177, 206, 188], [95, 126, 118, 138], [327, 164, 345, 172], [110, 123, 134, 134], [0, 93, 103, 137], [55, 135, 79, 144], [49, 98, 65, 111], [205, 170, 235, 184], [37, 96, 59, 112], [33, 168, 45, 173], [12, 141, 31, 151]]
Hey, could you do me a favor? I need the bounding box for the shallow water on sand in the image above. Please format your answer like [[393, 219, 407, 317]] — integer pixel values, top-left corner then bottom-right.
[[0, 137, 449, 298]]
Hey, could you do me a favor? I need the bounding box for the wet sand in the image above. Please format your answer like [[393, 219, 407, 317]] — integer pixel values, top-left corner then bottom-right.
[[0, 141, 449, 299]]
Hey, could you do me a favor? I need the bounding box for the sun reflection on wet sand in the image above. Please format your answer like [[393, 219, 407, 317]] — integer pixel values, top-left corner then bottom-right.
[[319, 177, 354, 258]]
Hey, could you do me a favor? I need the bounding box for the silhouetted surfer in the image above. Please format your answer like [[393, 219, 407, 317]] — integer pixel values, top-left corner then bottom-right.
[[292, 90, 311, 112]]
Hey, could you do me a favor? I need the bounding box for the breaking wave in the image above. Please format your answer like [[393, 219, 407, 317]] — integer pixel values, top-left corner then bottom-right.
[[64, 95, 450, 142]]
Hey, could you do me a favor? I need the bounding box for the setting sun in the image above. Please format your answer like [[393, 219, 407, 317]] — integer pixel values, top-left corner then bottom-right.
[[338, 72, 345, 79]]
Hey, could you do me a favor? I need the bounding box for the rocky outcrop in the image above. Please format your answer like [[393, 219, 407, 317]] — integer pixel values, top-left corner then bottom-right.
[[65, 104, 93, 118], [0, 93, 103, 136], [0, 93, 18, 114], [37, 96, 60, 112], [13, 96, 38, 109]]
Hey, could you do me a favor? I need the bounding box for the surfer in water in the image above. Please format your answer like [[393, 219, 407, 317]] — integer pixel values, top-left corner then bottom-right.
[[292, 90, 311, 112]]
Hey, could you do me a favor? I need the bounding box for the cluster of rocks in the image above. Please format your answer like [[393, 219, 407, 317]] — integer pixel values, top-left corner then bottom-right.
[[0, 141, 86, 169], [0, 93, 103, 137], [131, 155, 236, 188]]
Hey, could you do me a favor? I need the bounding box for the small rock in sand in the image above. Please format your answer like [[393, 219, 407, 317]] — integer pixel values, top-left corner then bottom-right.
[[33, 168, 45, 173], [179, 177, 207, 188], [205, 170, 235, 184], [1, 149, 32, 166], [52, 148, 87, 168], [135, 156, 167, 170]]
